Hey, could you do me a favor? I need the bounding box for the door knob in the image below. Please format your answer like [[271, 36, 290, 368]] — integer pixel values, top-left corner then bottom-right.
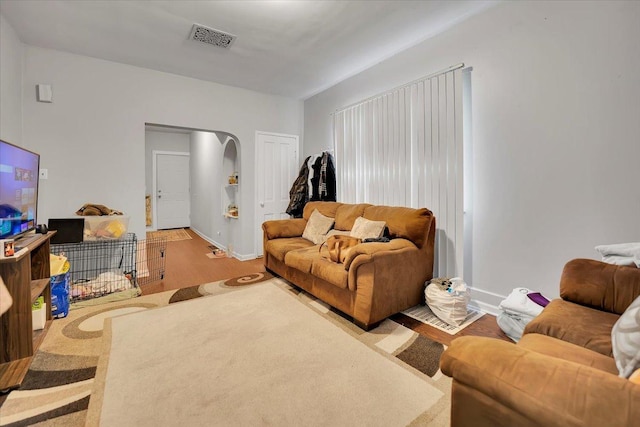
[[260, 202, 265, 207]]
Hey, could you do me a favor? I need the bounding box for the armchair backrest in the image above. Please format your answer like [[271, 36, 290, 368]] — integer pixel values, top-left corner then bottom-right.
[[560, 258, 640, 315]]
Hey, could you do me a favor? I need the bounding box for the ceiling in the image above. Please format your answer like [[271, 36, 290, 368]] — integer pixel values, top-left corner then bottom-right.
[[0, 0, 497, 100]]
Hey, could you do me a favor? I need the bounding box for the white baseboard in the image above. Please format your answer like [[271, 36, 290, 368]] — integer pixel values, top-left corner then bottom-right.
[[189, 227, 256, 261], [467, 286, 506, 317]]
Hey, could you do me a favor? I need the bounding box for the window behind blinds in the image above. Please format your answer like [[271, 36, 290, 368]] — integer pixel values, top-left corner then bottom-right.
[[334, 65, 464, 277]]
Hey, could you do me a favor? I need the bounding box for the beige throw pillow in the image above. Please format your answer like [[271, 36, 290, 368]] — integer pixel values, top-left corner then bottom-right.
[[302, 209, 334, 244], [350, 216, 386, 240], [612, 294, 640, 378]]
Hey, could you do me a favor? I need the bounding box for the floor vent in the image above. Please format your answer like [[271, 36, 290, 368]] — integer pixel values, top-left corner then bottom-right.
[[189, 24, 236, 49]]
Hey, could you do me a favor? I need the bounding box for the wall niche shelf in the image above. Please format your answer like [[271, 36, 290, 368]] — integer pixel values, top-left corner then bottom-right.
[[222, 137, 239, 219]]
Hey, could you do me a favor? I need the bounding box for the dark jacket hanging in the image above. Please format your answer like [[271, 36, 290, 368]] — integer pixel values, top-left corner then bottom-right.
[[286, 156, 311, 218], [311, 152, 336, 202]]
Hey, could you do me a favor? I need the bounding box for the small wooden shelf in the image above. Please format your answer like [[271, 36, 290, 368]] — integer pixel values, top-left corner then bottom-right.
[[30, 278, 50, 303], [0, 231, 55, 391], [0, 358, 32, 392], [224, 213, 239, 219]]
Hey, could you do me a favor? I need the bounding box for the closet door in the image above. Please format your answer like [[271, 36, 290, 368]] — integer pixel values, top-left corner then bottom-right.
[[255, 132, 299, 257], [155, 151, 190, 230]]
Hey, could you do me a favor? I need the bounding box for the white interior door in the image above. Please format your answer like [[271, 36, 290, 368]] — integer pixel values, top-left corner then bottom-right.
[[255, 132, 299, 257], [154, 151, 190, 230]]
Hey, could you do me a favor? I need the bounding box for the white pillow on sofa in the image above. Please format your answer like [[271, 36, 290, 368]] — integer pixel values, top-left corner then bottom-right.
[[350, 216, 386, 240], [302, 209, 334, 244], [612, 294, 640, 378]]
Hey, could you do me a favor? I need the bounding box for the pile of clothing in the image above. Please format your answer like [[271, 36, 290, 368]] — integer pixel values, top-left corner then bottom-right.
[[595, 242, 640, 267], [497, 287, 549, 342], [286, 151, 336, 217]]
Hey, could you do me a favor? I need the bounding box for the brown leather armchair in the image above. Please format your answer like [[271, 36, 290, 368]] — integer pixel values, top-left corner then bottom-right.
[[440, 259, 640, 427]]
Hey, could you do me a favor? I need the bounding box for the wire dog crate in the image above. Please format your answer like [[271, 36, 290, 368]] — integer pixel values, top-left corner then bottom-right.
[[50, 233, 167, 303], [137, 235, 167, 286]]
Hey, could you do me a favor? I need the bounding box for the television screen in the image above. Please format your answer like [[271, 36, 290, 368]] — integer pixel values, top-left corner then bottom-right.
[[0, 140, 40, 239]]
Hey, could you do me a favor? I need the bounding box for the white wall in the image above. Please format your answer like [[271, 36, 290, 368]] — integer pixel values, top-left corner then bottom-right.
[[0, 14, 23, 143], [304, 1, 640, 307], [190, 131, 223, 243], [21, 45, 303, 258]]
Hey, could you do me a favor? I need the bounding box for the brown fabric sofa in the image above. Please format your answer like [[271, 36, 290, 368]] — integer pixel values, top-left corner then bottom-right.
[[440, 259, 640, 427], [262, 201, 435, 329]]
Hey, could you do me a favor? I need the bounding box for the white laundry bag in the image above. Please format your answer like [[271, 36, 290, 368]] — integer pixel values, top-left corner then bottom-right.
[[424, 277, 471, 326]]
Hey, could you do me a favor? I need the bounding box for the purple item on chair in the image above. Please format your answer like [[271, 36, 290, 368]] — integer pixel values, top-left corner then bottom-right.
[[527, 292, 550, 307]]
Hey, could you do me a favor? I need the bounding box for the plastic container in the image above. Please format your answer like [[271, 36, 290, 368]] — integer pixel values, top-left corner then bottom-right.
[[51, 272, 71, 319], [82, 215, 130, 240], [32, 296, 46, 330]]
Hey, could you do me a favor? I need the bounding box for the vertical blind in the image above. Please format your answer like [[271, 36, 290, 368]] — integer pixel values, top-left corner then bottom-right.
[[334, 65, 464, 277]]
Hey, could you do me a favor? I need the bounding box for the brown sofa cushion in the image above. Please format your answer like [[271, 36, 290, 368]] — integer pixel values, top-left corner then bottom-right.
[[363, 205, 433, 248], [284, 246, 320, 274], [265, 237, 314, 262], [303, 201, 342, 220], [523, 299, 619, 357], [311, 257, 349, 289], [334, 203, 372, 230], [519, 333, 618, 375]]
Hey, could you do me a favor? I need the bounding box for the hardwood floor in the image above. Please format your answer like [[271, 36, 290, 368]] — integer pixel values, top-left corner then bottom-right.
[[141, 228, 511, 345], [139, 228, 265, 295]]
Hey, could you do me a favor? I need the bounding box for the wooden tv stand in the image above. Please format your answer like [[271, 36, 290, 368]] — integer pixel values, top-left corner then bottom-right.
[[0, 231, 55, 391]]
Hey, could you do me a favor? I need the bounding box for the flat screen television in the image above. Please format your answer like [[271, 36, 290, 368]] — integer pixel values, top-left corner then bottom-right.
[[0, 140, 40, 239]]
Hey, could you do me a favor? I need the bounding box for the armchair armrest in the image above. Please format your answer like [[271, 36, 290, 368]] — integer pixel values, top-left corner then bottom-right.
[[440, 336, 640, 427], [560, 258, 640, 314], [262, 219, 307, 240]]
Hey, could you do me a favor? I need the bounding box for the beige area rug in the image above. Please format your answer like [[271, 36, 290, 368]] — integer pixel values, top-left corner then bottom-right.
[[145, 228, 191, 242], [0, 276, 451, 426], [88, 281, 449, 426]]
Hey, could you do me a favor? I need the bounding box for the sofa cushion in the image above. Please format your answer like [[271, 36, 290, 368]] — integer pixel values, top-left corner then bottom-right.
[[265, 237, 314, 262], [519, 333, 619, 375], [350, 216, 386, 240], [523, 299, 619, 357], [311, 257, 348, 289], [303, 201, 342, 220], [284, 245, 321, 274], [302, 209, 335, 244], [363, 206, 432, 248], [334, 203, 371, 230], [611, 294, 640, 378]]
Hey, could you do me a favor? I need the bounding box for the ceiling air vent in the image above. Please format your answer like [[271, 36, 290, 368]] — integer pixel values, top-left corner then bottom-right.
[[189, 24, 236, 49]]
